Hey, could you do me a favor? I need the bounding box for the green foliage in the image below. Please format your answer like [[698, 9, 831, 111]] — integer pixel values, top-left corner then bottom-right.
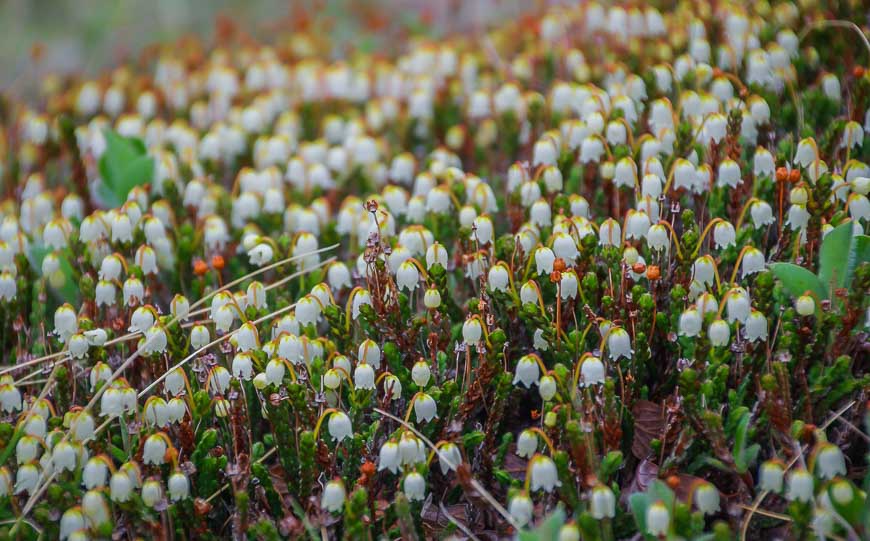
[[97, 129, 154, 207]]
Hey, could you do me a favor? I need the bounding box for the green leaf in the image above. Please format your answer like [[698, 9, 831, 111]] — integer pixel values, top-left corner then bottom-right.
[[769, 262, 826, 300], [731, 410, 760, 474], [647, 480, 675, 509], [844, 235, 870, 289], [818, 222, 853, 293], [825, 479, 865, 525], [27, 244, 79, 303], [98, 129, 154, 208], [461, 430, 485, 449], [599, 450, 624, 481], [629, 492, 651, 536]]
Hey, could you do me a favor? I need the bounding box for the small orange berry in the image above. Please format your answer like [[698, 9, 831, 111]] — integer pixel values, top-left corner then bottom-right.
[[632, 262, 646, 274], [854, 66, 865, 78], [788, 169, 801, 184], [359, 461, 376, 478], [775, 167, 788, 183], [646, 265, 661, 280], [553, 257, 567, 272], [193, 259, 208, 276], [211, 254, 225, 270], [666, 475, 680, 489]]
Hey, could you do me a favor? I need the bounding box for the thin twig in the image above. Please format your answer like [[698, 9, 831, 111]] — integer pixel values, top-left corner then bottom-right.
[[740, 400, 857, 540], [439, 503, 482, 541]]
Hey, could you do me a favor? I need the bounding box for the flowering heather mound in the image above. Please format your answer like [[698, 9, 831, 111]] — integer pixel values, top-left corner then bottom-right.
[[1, 3, 870, 540]]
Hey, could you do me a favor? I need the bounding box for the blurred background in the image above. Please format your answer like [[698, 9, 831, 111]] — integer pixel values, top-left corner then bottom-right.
[[0, 0, 530, 91]]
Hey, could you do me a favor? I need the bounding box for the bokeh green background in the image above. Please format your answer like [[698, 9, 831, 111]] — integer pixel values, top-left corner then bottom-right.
[[0, 0, 525, 92]]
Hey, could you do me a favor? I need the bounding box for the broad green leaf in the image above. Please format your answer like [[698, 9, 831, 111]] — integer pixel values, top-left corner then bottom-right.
[[769, 262, 826, 300], [629, 492, 651, 535], [27, 244, 79, 303], [647, 480, 675, 509], [844, 235, 870, 289], [825, 479, 865, 525], [98, 129, 154, 208], [818, 222, 853, 293]]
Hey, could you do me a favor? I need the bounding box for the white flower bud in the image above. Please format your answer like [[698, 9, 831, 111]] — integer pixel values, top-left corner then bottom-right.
[[713, 222, 736, 249], [82, 489, 111, 530], [423, 286, 441, 309], [110, 470, 134, 502], [462, 317, 483, 346], [82, 457, 109, 489], [759, 460, 785, 493], [171, 294, 190, 321], [726, 287, 751, 323], [142, 479, 163, 507], [0, 379, 21, 413], [235, 322, 259, 352], [646, 224, 669, 252], [606, 328, 633, 360], [164, 368, 185, 396], [750, 201, 775, 228], [796, 294, 815, 316], [143, 434, 168, 466], [396, 260, 420, 292], [513, 354, 541, 388], [425, 242, 448, 269], [517, 430, 538, 458], [625, 210, 651, 240], [357, 339, 380, 368], [509, 493, 534, 526], [403, 471, 426, 501], [745, 310, 769, 342], [692, 255, 716, 286], [693, 482, 720, 515], [60, 508, 86, 541], [378, 441, 401, 474], [166, 471, 189, 502], [327, 411, 353, 442], [437, 442, 462, 474], [708, 319, 731, 346], [786, 468, 814, 502], [68, 333, 89, 359], [591, 485, 616, 518], [646, 501, 670, 536], [322, 479, 346, 512], [488, 264, 510, 292], [741, 247, 765, 277], [52, 441, 78, 472], [534, 246, 555, 275], [353, 362, 375, 390], [16, 435, 40, 464], [15, 463, 40, 494], [529, 455, 561, 492], [539, 375, 557, 401], [814, 443, 846, 480], [296, 295, 321, 328], [411, 360, 431, 387], [413, 393, 438, 422]]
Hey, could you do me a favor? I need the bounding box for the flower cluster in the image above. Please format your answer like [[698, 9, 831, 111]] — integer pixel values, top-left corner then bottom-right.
[[0, 1, 869, 539]]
